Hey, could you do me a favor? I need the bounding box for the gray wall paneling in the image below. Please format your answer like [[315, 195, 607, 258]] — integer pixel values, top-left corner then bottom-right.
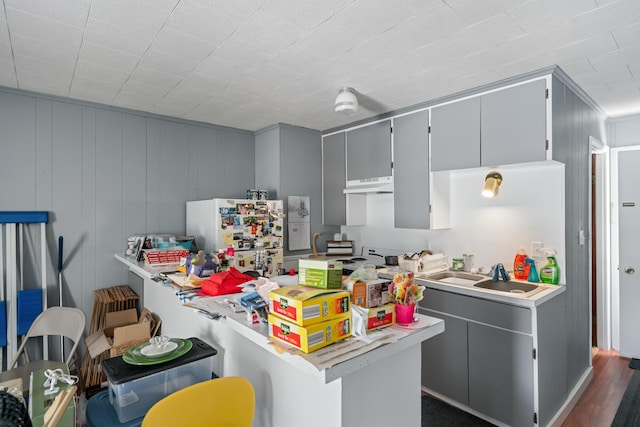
[[0, 87, 255, 334], [80, 105, 97, 327], [270, 124, 339, 255], [552, 76, 605, 395], [52, 101, 84, 311], [255, 126, 281, 197], [1, 92, 36, 207], [220, 129, 255, 198]]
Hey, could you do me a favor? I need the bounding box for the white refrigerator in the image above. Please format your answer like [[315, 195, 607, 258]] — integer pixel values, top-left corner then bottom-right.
[[186, 198, 284, 276]]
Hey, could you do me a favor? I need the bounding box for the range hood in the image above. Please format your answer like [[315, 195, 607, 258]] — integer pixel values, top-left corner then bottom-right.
[[343, 176, 394, 194]]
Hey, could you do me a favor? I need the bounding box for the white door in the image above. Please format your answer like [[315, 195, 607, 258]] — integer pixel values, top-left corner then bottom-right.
[[619, 149, 640, 358]]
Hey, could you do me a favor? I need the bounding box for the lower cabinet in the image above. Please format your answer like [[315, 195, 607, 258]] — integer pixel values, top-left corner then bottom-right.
[[421, 311, 469, 405], [419, 287, 538, 426], [468, 322, 534, 427]]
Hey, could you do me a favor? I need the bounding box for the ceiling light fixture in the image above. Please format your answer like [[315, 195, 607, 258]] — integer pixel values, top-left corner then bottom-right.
[[335, 87, 358, 115], [482, 171, 503, 198]]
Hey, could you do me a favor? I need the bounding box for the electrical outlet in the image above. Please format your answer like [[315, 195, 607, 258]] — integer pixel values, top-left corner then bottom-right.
[[531, 242, 544, 257]]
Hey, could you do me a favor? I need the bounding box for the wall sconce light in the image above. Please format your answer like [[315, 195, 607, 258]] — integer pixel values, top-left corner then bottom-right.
[[482, 171, 503, 198]]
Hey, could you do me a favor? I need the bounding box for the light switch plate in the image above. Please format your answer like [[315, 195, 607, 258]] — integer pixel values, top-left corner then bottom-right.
[[531, 241, 544, 257]]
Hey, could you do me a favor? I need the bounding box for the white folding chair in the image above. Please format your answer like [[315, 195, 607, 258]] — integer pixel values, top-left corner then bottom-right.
[[0, 307, 86, 394]]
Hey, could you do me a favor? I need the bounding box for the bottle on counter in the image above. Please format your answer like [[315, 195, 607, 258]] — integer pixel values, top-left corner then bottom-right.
[[513, 248, 529, 280], [525, 257, 539, 283], [540, 249, 559, 284]]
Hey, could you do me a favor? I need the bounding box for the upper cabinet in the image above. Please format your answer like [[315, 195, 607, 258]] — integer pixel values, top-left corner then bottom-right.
[[322, 132, 346, 225], [430, 97, 481, 171], [393, 111, 430, 229], [431, 79, 548, 171], [346, 120, 392, 182], [481, 79, 547, 166]]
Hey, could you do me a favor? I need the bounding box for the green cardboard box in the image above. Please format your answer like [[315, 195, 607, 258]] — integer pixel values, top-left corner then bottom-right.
[[298, 259, 343, 289]]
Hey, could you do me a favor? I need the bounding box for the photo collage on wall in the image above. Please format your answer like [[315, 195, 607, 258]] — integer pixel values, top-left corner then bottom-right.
[[219, 201, 283, 250]]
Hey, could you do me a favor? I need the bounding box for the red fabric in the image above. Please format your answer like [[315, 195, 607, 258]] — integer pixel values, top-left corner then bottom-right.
[[200, 267, 255, 296]]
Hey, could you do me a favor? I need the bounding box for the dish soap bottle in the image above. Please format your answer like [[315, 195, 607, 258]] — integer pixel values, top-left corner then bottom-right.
[[540, 250, 559, 284], [513, 248, 529, 280], [525, 257, 539, 283]]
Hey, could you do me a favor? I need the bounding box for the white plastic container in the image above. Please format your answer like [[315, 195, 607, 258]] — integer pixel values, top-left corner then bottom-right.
[[108, 357, 212, 423]]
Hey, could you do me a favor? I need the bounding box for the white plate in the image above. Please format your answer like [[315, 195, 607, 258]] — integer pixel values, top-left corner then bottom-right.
[[140, 341, 179, 358]]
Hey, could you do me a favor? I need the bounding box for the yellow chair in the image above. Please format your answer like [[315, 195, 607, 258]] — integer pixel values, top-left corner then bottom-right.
[[141, 376, 255, 427]]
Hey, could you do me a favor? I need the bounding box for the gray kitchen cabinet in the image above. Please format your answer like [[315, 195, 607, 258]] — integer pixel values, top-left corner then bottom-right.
[[468, 322, 534, 427], [417, 285, 562, 426], [346, 120, 392, 182], [393, 111, 430, 229], [430, 79, 547, 171], [481, 79, 547, 166], [419, 308, 469, 405], [430, 97, 481, 171], [322, 132, 346, 225]]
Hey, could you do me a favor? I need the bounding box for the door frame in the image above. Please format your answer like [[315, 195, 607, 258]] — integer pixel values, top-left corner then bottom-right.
[[590, 136, 611, 350]]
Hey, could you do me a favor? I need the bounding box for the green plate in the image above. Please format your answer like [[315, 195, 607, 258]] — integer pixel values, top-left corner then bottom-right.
[[122, 338, 193, 365]]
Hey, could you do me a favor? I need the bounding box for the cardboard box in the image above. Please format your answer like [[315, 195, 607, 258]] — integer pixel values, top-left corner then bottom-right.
[[269, 286, 350, 326], [86, 308, 154, 358], [268, 313, 351, 353], [343, 278, 391, 308], [363, 303, 396, 331], [298, 259, 343, 289]]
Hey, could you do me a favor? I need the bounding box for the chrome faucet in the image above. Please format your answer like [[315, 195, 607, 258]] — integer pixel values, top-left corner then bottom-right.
[[492, 263, 509, 282]]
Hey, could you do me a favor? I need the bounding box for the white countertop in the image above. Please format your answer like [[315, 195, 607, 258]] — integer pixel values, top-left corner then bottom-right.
[[115, 253, 445, 383], [219, 306, 443, 383]]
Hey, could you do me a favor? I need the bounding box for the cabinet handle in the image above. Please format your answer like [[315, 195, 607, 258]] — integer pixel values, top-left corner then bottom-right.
[[625, 267, 635, 274]]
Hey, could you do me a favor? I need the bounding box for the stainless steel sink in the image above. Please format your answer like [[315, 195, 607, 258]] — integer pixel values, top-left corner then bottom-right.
[[421, 271, 488, 286], [473, 280, 539, 294]]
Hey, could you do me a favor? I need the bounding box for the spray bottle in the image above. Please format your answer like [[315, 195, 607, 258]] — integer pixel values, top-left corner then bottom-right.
[[539, 249, 559, 285], [525, 257, 539, 283]]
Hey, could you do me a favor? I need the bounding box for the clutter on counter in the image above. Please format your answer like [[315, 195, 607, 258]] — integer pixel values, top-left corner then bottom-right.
[[268, 312, 351, 353]]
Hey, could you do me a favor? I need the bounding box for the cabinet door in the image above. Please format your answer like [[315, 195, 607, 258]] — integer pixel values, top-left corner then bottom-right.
[[322, 133, 346, 225], [393, 111, 430, 229], [468, 322, 534, 427], [419, 308, 469, 405], [481, 79, 547, 166], [430, 97, 480, 171], [346, 120, 391, 182]]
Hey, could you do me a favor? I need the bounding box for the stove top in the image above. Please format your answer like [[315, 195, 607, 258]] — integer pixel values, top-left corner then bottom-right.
[[335, 256, 390, 271]]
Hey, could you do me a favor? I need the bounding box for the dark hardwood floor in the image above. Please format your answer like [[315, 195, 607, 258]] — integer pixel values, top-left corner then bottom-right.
[[562, 349, 634, 426]]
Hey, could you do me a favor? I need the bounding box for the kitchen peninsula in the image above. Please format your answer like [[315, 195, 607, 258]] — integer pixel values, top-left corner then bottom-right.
[[116, 254, 444, 427]]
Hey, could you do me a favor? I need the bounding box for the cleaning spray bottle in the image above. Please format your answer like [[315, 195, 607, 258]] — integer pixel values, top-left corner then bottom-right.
[[513, 247, 529, 280], [539, 249, 559, 285], [525, 257, 539, 283]]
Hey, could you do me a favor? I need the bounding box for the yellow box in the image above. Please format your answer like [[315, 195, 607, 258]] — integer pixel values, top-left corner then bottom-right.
[[269, 286, 350, 326], [268, 313, 351, 353], [364, 303, 396, 331], [298, 259, 343, 289]]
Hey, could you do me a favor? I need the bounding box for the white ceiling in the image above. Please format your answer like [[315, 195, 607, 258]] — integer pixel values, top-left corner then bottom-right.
[[1, 0, 639, 132]]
